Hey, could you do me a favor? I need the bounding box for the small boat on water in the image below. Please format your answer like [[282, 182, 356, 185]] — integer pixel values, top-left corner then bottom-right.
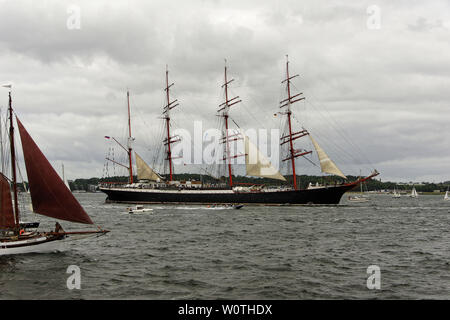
[[347, 195, 370, 203], [1, 86, 109, 255], [206, 204, 244, 210], [409, 187, 419, 198], [127, 205, 153, 214], [444, 188, 449, 201], [348, 173, 370, 203], [392, 187, 401, 198]]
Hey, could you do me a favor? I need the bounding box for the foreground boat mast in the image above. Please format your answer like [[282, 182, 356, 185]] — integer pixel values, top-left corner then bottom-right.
[[8, 88, 20, 232], [1, 87, 109, 255]]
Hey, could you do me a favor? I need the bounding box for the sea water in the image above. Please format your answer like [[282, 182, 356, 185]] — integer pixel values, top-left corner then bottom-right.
[[1, 193, 449, 299]]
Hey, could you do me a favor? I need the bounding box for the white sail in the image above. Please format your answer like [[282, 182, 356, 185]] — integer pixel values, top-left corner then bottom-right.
[[244, 135, 286, 181], [444, 190, 449, 200], [62, 163, 71, 191], [135, 152, 163, 181], [410, 187, 418, 198], [309, 135, 347, 179]]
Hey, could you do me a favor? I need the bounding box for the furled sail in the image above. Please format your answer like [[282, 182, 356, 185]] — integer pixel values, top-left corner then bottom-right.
[[135, 152, 163, 181], [0, 173, 15, 229], [16, 118, 93, 224], [309, 135, 347, 179], [244, 136, 286, 181]]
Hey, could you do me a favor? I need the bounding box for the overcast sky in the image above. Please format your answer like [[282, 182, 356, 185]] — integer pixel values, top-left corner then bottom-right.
[[0, 0, 449, 183]]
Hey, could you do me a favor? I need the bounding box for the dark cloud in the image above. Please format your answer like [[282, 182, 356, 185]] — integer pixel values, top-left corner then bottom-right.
[[0, 0, 449, 182]]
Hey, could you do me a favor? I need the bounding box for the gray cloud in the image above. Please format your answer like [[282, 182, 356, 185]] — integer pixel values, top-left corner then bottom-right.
[[0, 0, 449, 182]]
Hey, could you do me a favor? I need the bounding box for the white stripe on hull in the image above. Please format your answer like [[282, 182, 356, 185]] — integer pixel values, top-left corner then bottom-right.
[[0, 236, 65, 256]]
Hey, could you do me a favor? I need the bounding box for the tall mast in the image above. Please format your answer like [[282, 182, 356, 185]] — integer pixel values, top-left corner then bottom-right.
[[104, 92, 134, 183], [8, 89, 20, 229], [127, 90, 133, 184], [223, 64, 233, 187], [280, 56, 310, 190], [0, 107, 4, 174], [218, 60, 242, 188], [163, 65, 180, 182]]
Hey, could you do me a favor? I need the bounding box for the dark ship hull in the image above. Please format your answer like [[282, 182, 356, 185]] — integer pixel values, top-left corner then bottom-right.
[[100, 182, 358, 205]]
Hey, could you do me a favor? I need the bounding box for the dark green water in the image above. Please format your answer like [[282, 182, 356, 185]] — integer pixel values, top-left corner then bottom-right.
[[1, 193, 449, 299]]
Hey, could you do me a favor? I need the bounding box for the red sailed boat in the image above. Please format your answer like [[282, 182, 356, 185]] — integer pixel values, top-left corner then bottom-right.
[[0, 86, 109, 255]]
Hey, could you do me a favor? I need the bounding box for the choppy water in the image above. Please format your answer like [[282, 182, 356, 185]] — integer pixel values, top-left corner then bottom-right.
[[1, 192, 449, 299]]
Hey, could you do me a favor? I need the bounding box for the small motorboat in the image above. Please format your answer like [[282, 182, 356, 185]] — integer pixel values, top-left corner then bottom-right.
[[347, 195, 370, 203], [206, 204, 244, 210], [127, 205, 153, 214]]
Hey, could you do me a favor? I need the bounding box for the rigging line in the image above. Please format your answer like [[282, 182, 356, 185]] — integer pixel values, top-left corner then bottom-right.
[[128, 97, 152, 144], [302, 98, 375, 170], [292, 112, 372, 174], [294, 84, 374, 168], [299, 152, 319, 167], [290, 83, 375, 169], [230, 87, 274, 130], [305, 127, 366, 173], [294, 111, 357, 164]]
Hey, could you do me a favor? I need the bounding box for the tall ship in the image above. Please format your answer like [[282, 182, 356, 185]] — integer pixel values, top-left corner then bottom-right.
[[99, 58, 379, 205]]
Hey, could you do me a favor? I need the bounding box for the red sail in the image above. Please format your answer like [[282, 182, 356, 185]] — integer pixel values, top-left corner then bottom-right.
[[0, 173, 15, 229], [16, 118, 93, 224]]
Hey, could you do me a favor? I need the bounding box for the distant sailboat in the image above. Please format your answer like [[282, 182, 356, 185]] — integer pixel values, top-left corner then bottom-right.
[[1, 87, 109, 255], [392, 187, 401, 198], [444, 187, 449, 201], [410, 186, 418, 198], [348, 170, 370, 202]]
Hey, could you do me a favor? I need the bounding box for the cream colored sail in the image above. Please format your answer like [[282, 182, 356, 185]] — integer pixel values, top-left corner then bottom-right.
[[244, 136, 286, 181], [135, 152, 163, 181], [309, 135, 347, 179]]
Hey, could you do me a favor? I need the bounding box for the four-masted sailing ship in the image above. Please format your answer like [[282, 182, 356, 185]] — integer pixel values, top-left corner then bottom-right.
[[99, 58, 379, 204], [0, 86, 109, 255]]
